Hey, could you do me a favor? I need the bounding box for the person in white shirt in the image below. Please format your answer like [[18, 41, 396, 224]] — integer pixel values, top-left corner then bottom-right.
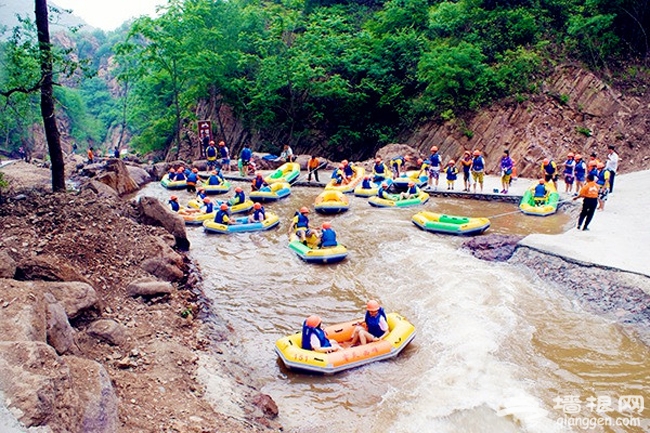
[[605, 145, 619, 193]]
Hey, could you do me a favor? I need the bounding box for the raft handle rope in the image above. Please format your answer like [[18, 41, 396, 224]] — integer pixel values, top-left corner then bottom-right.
[[485, 198, 575, 219]]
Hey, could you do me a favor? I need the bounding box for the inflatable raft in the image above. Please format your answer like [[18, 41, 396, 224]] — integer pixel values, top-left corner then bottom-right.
[[250, 182, 291, 202], [275, 312, 416, 374], [314, 190, 350, 214], [200, 180, 232, 195], [354, 178, 393, 198], [412, 211, 490, 236], [519, 181, 560, 216], [288, 234, 348, 264], [265, 162, 300, 184], [325, 166, 365, 194], [187, 199, 254, 215], [368, 191, 429, 208], [392, 171, 428, 191], [178, 209, 215, 226], [160, 174, 186, 190], [203, 212, 280, 234]]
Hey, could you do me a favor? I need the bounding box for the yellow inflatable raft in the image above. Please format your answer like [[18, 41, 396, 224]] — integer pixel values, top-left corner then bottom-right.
[[178, 209, 215, 225], [325, 166, 365, 194], [265, 162, 301, 184], [275, 312, 416, 374], [314, 190, 350, 214], [188, 198, 254, 215]]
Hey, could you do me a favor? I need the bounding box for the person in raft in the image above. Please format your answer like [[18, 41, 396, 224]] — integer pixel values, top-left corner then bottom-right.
[[377, 182, 393, 200], [318, 222, 338, 248], [168, 195, 180, 212], [400, 181, 420, 200], [361, 175, 373, 190], [372, 157, 389, 182], [186, 168, 199, 193], [290, 207, 312, 244], [251, 172, 269, 191], [214, 203, 234, 224], [248, 202, 266, 223], [200, 197, 214, 213], [573, 173, 599, 231], [174, 167, 186, 181], [301, 315, 343, 353], [228, 186, 246, 206], [342, 160, 354, 183], [350, 300, 389, 346], [331, 164, 345, 185], [541, 158, 559, 190], [533, 179, 548, 205]]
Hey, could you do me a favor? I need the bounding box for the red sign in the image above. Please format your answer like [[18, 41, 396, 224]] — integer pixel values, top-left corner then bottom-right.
[[198, 120, 212, 142]]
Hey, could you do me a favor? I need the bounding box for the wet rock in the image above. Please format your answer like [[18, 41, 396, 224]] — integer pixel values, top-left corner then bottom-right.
[[0, 279, 46, 342], [15, 255, 91, 285], [134, 196, 190, 251], [82, 180, 120, 198], [141, 257, 184, 282], [39, 281, 99, 319], [44, 293, 77, 355], [251, 393, 279, 419], [126, 278, 174, 298], [462, 234, 524, 261], [86, 319, 128, 346], [0, 250, 17, 278], [125, 164, 152, 187], [62, 355, 119, 433]]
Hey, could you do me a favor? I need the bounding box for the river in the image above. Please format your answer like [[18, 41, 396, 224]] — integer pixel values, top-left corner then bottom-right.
[[141, 182, 649, 433]]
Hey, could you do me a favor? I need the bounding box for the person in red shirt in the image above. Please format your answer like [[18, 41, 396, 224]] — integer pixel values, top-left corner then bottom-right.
[[573, 173, 599, 231]]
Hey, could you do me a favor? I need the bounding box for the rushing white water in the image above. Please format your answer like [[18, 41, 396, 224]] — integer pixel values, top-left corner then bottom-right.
[[141, 183, 648, 433]]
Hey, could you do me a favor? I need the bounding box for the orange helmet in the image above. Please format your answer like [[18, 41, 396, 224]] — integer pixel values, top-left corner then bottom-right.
[[170, 195, 178, 201], [375, 157, 381, 162], [203, 197, 211, 203], [176, 168, 184, 173], [218, 141, 225, 146], [567, 152, 575, 158], [235, 187, 243, 192], [306, 315, 321, 327], [254, 202, 262, 209], [300, 206, 310, 214], [543, 158, 549, 165], [192, 168, 198, 173], [588, 161, 597, 167], [430, 146, 438, 152], [575, 154, 582, 160], [220, 203, 229, 210], [256, 172, 262, 177], [417, 158, 423, 165], [366, 300, 380, 312], [209, 140, 215, 145], [168, 168, 174, 173], [539, 179, 545, 184], [322, 221, 331, 229], [342, 160, 349, 165], [597, 162, 605, 169], [448, 160, 455, 165], [473, 150, 480, 156], [364, 175, 370, 180], [408, 181, 415, 186]]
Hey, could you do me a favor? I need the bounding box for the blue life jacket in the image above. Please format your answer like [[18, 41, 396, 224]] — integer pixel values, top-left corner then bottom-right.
[[232, 191, 245, 204], [361, 179, 372, 189], [534, 184, 547, 197], [563, 159, 575, 175], [374, 163, 386, 174], [301, 323, 331, 350], [169, 200, 180, 212], [471, 156, 484, 171], [446, 166, 457, 180], [203, 202, 214, 213], [215, 209, 230, 224], [208, 175, 222, 185], [320, 228, 337, 247], [206, 146, 217, 159], [187, 173, 198, 183], [429, 153, 441, 167], [331, 169, 343, 184], [574, 161, 586, 177], [167, 172, 176, 181], [296, 213, 309, 228], [406, 185, 418, 195], [184, 168, 191, 177], [344, 165, 354, 177], [252, 208, 265, 221], [596, 169, 607, 186], [378, 187, 391, 199], [253, 177, 266, 190], [196, 191, 207, 200], [175, 172, 186, 181], [220, 146, 228, 158], [588, 167, 598, 178], [543, 162, 556, 175], [241, 147, 252, 161], [365, 307, 388, 338]]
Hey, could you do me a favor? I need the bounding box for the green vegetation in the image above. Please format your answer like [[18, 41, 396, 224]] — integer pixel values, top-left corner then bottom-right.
[[1, 0, 649, 159], [576, 126, 592, 137]]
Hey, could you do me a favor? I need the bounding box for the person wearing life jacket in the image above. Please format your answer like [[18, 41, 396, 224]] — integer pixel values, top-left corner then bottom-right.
[[301, 315, 343, 353], [186, 168, 199, 193], [573, 154, 587, 193], [377, 182, 393, 200], [372, 157, 389, 182], [533, 179, 548, 205], [195, 187, 207, 201], [214, 203, 233, 224], [595, 162, 610, 211], [228, 187, 246, 206], [470, 150, 485, 192], [218, 141, 230, 172], [541, 158, 558, 190], [239, 144, 252, 175], [319, 221, 338, 248], [206, 141, 218, 170], [427, 146, 442, 189], [207, 170, 223, 186], [350, 300, 389, 346], [168, 196, 180, 212], [499, 150, 514, 194], [400, 181, 419, 200], [251, 172, 268, 191], [587, 160, 599, 179], [459, 150, 472, 192], [248, 202, 266, 223], [174, 167, 186, 182], [290, 207, 312, 243], [573, 173, 600, 230], [166, 168, 176, 181], [416, 157, 430, 182], [390, 155, 408, 179], [342, 160, 354, 183], [331, 164, 344, 185], [201, 197, 214, 214], [361, 175, 372, 190], [562, 152, 576, 193], [445, 160, 458, 190]]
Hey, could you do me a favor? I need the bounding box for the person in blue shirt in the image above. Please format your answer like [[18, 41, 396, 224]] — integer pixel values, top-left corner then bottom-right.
[[318, 222, 338, 248], [301, 315, 343, 353], [214, 203, 234, 224], [206, 141, 218, 170], [186, 168, 199, 193], [290, 207, 312, 243], [168, 196, 180, 212], [361, 176, 372, 190], [331, 164, 344, 185], [533, 179, 548, 205], [174, 168, 186, 181], [427, 146, 442, 189]]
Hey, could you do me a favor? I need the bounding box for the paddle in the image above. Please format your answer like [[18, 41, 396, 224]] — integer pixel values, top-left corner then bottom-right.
[[295, 161, 327, 184]]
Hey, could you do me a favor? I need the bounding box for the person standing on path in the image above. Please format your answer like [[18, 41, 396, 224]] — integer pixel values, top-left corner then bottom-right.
[[499, 150, 514, 194], [307, 155, 320, 182], [573, 173, 599, 231], [605, 145, 619, 193], [470, 150, 485, 192]]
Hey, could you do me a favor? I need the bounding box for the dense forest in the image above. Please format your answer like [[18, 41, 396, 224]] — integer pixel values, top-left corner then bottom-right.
[[1, 0, 649, 161]]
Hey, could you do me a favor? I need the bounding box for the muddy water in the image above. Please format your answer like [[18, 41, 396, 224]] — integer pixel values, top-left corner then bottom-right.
[[141, 183, 649, 433]]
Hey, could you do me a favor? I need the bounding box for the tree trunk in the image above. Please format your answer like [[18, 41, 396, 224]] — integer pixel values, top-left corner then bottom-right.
[[35, 0, 65, 192]]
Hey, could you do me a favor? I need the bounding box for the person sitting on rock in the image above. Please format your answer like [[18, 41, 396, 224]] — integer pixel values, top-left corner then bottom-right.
[[248, 202, 266, 223], [168, 196, 180, 212], [533, 179, 548, 205]]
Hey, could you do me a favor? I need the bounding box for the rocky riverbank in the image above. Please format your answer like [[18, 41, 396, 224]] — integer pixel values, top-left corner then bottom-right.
[[0, 159, 279, 433]]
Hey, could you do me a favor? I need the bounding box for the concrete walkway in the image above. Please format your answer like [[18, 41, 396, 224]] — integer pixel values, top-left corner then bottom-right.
[[520, 170, 650, 277]]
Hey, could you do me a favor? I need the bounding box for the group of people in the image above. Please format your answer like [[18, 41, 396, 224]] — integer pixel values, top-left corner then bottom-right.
[[288, 206, 339, 249]]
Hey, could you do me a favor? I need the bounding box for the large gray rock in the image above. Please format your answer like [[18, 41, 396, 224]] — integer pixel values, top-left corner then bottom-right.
[[375, 143, 423, 171], [14, 255, 91, 285], [0, 279, 46, 343], [135, 196, 190, 251], [45, 293, 77, 355], [86, 319, 127, 346], [0, 250, 17, 278], [126, 278, 174, 297], [125, 164, 152, 187], [462, 234, 523, 261], [97, 159, 139, 196], [141, 257, 184, 282], [39, 281, 99, 319], [82, 180, 120, 198], [62, 356, 118, 433]]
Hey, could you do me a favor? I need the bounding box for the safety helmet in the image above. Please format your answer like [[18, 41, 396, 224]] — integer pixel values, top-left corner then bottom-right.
[[575, 154, 582, 160], [254, 202, 262, 209], [203, 197, 211, 203], [168, 168, 174, 172], [431, 146, 438, 152], [375, 157, 381, 162], [192, 168, 198, 173], [209, 140, 215, 145], [473, 150, 481, 156], [322, 222, 331, 229], [300, 206, 310, 214], [408, 181, 415, 187], [218, 141, 225, 146], [339, 164, 344, 169], [176, 168, 184, 173], [417, 158, 423, 165], [306, 315, 321, 327], [220, 203, 229, 210], [567, 152, 575, 158], [543, 159, 549, 165], [597, 162, 605, 169], [538, 179, 545, 184], [235, 187, 243, 192], [342, 160, 349, 165], [211, 170, 217, 175], [170, 195, 178, 201], [366, 300, 380, 312], [448, 160, 455, 165], [364, 175, 370, 180]]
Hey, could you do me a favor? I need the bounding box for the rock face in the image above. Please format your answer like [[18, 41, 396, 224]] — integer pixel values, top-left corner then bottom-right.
[[14, 255, 91, 285], [97, 159, 139, 196], [462, 234, 523, 262], [0, 250, 17, 278], [0, 279, 47, 343], [36, 281, 99, 319], [45, 293, 78, 355], [125, 164, 152, 187], [135, 196, 190, 251]]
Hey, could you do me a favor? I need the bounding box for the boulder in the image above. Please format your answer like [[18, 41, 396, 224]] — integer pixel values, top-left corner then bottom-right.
[[44, 293, 77, 355], [126, 278, 174, 298], [0, 250, 17, 278], [97, 159, 139, 196], [153, 236, 184, 267], [0, 279, 46, 342], [38, 281, 99, 319], [141, 257, 184, 282], [461, 234, 523, 261], [82, 180, 120, 198], [125, 164, 152, 187], [135, 196, 190, 251], [86, 319, 127, 346], [375, 143, 423, 171], [0, 341, 81, 430], [15, 255, 91, 285], [251, 393, 279, 419], [62, 356, 119, 433]]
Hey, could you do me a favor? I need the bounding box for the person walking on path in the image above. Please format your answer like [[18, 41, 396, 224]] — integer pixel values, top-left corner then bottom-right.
[[605, 145, 619, 193], [573, 173, 599, 231]]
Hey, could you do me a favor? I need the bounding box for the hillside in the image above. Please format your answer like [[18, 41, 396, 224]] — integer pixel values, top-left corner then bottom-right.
[[0, 0, 92, 34]]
